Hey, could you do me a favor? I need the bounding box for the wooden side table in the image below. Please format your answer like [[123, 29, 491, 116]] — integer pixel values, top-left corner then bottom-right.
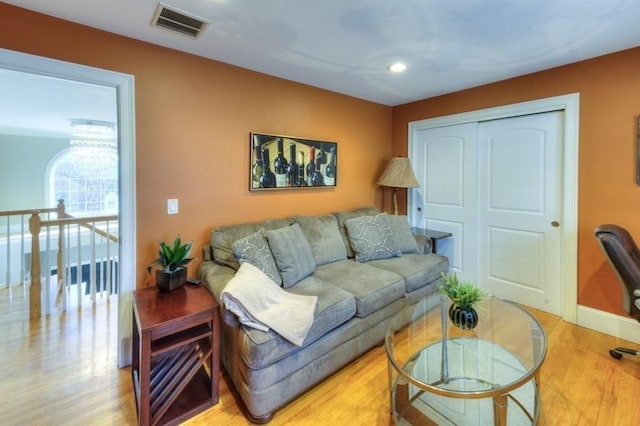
[[411, 227, 453, 254], [132, 284, 219, 426]]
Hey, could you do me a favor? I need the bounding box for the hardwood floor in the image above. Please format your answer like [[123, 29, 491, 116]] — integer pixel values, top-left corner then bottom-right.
[[0, 286, 136, 425], [2, 286, 640, 425]]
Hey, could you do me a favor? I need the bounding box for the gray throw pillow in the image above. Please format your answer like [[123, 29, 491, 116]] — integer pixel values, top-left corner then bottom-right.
[[345, 212, 402, 262], [388, 215, 419, 254], [232, 231, 282, 285], [266, 223, 316, 288]]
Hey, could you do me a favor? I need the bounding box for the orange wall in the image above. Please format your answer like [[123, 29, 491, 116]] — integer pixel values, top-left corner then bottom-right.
[[4, 4, 638, 316], [0, 4, 393, 287], [393, 47, 640, 316]]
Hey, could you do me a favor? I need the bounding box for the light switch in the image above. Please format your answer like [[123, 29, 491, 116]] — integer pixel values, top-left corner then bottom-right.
[[167, 198, 179, 215]]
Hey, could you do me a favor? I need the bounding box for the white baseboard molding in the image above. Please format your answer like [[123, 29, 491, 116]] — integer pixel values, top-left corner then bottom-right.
[[576, 305, 640, 344]]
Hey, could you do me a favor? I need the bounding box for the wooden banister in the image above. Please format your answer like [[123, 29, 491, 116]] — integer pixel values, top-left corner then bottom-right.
[[29, 212, 42, 320], [21, 201, 119, 319], [0, 206, 57, 218], [79, 220, 119, 244], [39, 215, 119, 243]]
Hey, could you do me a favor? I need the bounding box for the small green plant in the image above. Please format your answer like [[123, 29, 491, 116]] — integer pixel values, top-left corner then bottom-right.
[[146, 235, 194, 273], [439, 272, 487, 309]]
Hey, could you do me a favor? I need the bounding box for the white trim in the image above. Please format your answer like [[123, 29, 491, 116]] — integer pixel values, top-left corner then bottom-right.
[[0, 48, 136, 367], [408, 93, 579, 324], [577, 305, 640, 344], [116, 62, 136, 368]]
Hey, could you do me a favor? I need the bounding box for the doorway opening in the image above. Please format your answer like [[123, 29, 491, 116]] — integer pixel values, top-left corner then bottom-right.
[[0, 48, 136, 367]]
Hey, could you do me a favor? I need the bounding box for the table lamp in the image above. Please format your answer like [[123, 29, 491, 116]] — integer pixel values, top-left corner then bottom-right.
[[377, 157, 419, 215]]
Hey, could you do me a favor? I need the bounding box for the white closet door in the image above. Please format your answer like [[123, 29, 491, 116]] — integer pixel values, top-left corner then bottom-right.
[[477, 112, 563, 314], [412, 123, 478, 281], [411, 111, 564, 315]]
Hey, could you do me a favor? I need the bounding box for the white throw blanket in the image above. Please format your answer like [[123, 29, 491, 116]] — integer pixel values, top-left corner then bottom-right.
[[220, 262, 317, 346]]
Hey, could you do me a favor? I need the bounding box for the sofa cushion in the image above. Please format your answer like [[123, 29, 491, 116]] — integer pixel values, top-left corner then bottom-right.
[[333, 206, 380, 258], [345, 212, 402, 262], [291, 214, 347, 266], [211, 218, 291, 270], [266, 223, 316, 288], [313, 259, 404, 317], [237, 276, 357, 369], [221, 262, 317, 346], [367, 253, 449, 293], [232, 231, 282, 285], [388, 215, 419, 254]]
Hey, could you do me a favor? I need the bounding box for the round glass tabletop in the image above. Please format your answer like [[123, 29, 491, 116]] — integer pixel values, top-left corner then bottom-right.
[[385, 293, 546, 425]]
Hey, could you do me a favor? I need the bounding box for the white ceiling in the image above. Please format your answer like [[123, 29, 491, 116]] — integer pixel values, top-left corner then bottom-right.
[[0, 68, 117, 138], [2, 0, 640, 136]]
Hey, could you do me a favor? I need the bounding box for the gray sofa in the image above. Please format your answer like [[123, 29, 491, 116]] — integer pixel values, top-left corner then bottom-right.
[[198, 207, 449, 422]]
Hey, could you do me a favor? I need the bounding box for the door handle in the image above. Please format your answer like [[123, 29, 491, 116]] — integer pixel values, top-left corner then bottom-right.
[[551, 221, 560, 227]]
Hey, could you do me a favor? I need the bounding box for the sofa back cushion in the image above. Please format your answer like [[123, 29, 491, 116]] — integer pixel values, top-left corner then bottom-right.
[[333, 206, 381, 258], [291, 214, 347, 266], [211, 218, 291, 270], [387, 215, 419, 254]]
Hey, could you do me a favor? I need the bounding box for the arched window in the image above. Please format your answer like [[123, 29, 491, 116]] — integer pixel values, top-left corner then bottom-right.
[[49, 146, 118, 216]]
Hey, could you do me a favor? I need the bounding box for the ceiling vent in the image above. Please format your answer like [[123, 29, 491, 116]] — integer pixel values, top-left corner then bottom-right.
[[151, 3, 210, 38]]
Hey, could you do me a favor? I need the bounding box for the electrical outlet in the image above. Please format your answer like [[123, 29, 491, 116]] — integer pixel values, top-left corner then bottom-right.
[[167, 198, 179, 215]]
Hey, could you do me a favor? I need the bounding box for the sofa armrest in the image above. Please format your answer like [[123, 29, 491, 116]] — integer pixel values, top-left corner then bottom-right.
[[221, 305, 241, 328], [198, 260, 241, 328], [198, 260, 235, 300], [202, 243, 213, 261], [413, 233, 433, 254]]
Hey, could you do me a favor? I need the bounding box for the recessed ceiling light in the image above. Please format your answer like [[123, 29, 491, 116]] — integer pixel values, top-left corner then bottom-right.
[[388, 62, 407, 73]]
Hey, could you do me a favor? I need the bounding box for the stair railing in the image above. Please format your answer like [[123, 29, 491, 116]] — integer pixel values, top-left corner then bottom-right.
[[1, 205, 58, 291], [1, 200, 119, 319]]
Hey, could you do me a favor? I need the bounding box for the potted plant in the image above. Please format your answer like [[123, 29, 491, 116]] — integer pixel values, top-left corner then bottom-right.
[[439, 272, 487, 329], [147, 235, 194, 292]]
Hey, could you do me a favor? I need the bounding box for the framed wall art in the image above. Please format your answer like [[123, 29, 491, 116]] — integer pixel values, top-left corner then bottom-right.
[[250, 132, 337, 190]]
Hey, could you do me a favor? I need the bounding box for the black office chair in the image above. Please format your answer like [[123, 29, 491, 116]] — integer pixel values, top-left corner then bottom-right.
[[594, 224, 640, 359]]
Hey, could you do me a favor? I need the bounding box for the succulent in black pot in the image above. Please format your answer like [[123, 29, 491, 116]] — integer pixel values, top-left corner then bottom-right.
[[146, 235, 194, 292], [439, 272, 488, 330]]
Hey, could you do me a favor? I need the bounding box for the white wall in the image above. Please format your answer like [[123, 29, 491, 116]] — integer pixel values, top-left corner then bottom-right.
[[0, 133, 67, 210]]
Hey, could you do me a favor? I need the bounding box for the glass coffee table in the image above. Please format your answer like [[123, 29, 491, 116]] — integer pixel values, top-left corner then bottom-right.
[[385, 293, 546, 425]]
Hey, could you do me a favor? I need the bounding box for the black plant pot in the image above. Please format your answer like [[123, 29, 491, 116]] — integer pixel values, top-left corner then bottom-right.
[[155, 267, 187, 292], [448, 304, 479, 330]]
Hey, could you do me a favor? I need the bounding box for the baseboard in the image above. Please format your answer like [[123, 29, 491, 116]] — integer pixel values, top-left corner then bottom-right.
[[576, 305, 640, 344]]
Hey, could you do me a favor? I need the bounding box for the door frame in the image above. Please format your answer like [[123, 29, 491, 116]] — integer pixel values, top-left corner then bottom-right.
[[0, 48, 137, 366], [408, 93, 579, 323]]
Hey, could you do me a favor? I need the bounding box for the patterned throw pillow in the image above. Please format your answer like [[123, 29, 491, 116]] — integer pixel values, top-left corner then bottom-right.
[[345, 213, 402, 262], [333, 207, 381, 258], [266, 223, 316, 288], [232, 230, 282, 286]]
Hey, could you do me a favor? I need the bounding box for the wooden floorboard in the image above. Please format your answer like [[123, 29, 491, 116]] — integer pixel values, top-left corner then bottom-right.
[[0, 286, 135, 425], [2, 286, 640, 425]]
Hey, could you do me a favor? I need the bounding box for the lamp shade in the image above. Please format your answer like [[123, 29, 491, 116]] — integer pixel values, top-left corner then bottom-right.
[[377, 157, 419, 188]]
